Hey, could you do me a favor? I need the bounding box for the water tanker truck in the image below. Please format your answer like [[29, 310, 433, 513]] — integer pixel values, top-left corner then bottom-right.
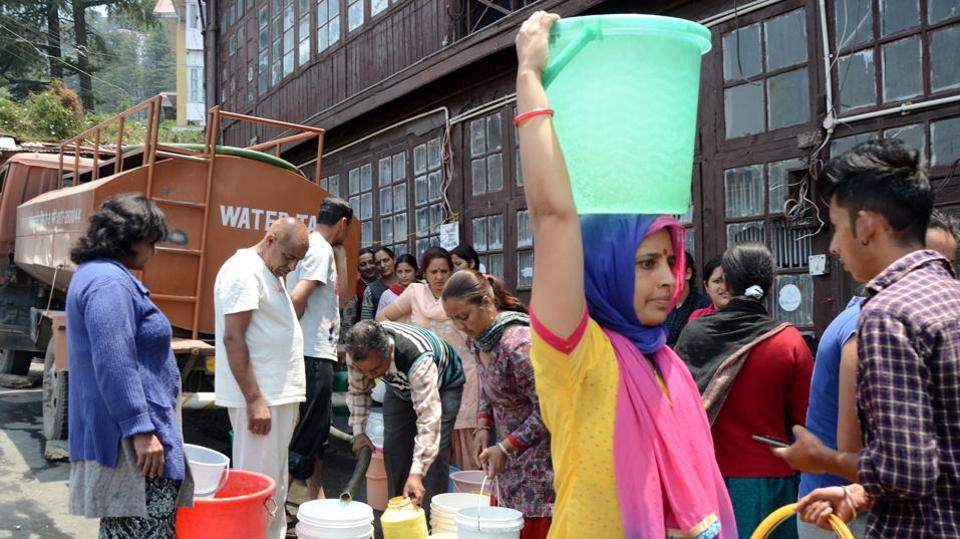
[[0, 96, 358, 441]]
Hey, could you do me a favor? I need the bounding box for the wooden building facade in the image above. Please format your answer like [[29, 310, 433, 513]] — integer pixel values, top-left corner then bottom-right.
[[207, 0, 960, 338]]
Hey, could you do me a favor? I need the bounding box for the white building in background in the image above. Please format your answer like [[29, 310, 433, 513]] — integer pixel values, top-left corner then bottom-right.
[[154, 0, 206, 126]]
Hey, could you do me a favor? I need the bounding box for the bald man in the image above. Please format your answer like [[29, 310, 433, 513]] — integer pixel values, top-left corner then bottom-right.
[[928, 210, 959, 267], [214, 217, 309, 539]]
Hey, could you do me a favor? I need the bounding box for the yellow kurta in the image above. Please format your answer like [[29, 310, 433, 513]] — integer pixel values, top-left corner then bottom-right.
[[531, 311, 624, 538]]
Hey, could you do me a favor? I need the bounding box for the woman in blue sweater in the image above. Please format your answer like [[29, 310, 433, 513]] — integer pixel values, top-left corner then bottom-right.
[[67, 194, 193, 538]]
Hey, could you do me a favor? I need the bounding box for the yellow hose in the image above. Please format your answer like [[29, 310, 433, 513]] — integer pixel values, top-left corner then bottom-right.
[[749, 503, 854, 539]]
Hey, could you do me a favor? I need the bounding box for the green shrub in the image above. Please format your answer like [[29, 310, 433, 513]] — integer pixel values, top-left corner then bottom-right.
[[25, 90, 81, 141], [0, 96, 27, 134]]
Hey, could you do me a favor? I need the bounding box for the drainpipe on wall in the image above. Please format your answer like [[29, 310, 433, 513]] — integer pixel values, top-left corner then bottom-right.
[[176, 5, 187, 126], [202, 0, 217, 115]]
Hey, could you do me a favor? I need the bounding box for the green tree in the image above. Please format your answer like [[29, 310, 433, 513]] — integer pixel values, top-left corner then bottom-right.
[[67, 0, 156, 111], [141, 24, 174, 98], [91, 27, 144, 112], [0, 2, 53, 98]]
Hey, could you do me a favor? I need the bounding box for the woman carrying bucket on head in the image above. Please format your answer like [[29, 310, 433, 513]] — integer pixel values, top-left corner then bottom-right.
[[515, 11, 735, 538], [441, 270, 555, 539]]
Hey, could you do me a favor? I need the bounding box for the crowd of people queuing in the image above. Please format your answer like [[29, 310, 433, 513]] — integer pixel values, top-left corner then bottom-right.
[[58, 10, 960, 539]]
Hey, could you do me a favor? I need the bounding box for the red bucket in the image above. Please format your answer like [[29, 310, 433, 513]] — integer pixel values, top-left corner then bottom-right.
[[176, 470, 277, 539]]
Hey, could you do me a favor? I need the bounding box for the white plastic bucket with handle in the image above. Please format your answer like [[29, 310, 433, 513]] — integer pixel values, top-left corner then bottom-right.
[[455, 507, 524, 539], [184, 443, 230, 497], [296, 499, 375, 539]]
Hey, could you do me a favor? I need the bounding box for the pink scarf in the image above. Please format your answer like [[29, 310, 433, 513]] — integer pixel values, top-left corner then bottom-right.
[[607, 327, 737, 539]]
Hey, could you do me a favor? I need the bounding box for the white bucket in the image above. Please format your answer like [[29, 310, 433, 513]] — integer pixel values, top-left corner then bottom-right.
[[296, 523, 374, 539], [184, 443, 230, 497], [430, 513, 457, 530], [456, 507, 524, 539], [296, 499, 375, 539], [432, 493, 490, 515]]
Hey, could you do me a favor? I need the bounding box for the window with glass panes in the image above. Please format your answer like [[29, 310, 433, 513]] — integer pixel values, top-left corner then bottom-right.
[[282, 0, 295, 77], [471, 214, 504, 278], [258, 6, 269, 94], [514, 107, 523, 187], [413, 136, 444, 259], [297, 0, 310, 66], [830, 114, 960, 169], [722, 8, 812, 139], [319, 174, 341, 198], [377, 152, 409, 256], [516, 209, 534, 290], [831, 0, 960, 113], [270, 0, 283, 84], [317, 0, 340, 54], [347, 0, 363, 32], [469, 112, 505, 196], [678, 204, 695, 256], [371, 0, 389, 17], [723, 159, 816, 329], [348, 164, 374, 246], [246, 48, 254, 104]]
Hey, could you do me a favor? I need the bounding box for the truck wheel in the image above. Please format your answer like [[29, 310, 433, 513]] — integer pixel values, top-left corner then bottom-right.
[[42, 341, 68, 441], [0, 349, 34, 376]]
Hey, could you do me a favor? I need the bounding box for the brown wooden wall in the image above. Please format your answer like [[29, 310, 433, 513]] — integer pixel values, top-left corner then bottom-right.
[[213, 0, 455, 145]]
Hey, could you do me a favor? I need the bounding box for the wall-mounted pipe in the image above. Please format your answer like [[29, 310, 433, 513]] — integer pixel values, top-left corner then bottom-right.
[[296, 107, 450, 170], [828, 94, 960, 129]]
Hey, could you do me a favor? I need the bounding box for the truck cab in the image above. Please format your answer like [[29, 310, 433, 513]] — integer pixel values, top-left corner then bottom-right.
[[0, 153, 92, 376]]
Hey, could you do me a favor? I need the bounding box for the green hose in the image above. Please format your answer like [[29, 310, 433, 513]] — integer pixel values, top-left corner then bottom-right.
[[339, 445, 373, 502]]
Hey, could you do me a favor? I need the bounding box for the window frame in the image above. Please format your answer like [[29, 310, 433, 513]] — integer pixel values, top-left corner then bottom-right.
[[411, 132, 445, 260], [718, 4, 815, 142], [467, 111, 507, 198], [316, 0, 342, 56], [719, 154, 819, 331], [828, 0, 960, 115]]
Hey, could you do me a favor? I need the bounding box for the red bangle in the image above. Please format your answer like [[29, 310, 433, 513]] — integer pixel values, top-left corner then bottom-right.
[[513, 108, 554, 127]]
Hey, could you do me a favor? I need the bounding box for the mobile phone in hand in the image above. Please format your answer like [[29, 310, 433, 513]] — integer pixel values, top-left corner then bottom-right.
[[751, 434, 790, 448]]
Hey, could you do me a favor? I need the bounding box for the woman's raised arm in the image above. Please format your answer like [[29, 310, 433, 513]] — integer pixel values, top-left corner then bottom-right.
[[516, 11, 585, 339]]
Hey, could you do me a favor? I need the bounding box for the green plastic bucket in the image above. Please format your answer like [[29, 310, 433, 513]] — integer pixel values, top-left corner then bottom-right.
[[543, 15, 712, 214]]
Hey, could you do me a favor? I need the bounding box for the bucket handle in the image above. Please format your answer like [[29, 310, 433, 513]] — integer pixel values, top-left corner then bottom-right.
[[264, 497, 279, 519], [474, 474, 502, 530], [750, 503, 853, 539], [541, 22, 599, 88]]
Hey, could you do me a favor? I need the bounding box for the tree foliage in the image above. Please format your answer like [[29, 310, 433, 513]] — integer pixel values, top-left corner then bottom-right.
[[0, 0, 175, 113]]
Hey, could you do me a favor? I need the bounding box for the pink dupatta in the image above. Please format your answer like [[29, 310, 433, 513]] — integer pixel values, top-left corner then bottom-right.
[[607, 327, 737, 539]]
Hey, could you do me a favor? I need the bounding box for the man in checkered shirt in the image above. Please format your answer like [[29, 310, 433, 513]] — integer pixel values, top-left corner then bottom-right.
[[775, 139, 960, 537]]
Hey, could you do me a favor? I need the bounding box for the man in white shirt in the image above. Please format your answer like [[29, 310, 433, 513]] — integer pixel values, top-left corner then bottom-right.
[[214, 217, 309, 539], [286, 197, 352, 500]]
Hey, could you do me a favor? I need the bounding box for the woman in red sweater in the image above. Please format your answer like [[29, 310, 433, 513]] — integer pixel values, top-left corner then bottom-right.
[[675, 243, 813, 539], [688, 256, 730, 321]]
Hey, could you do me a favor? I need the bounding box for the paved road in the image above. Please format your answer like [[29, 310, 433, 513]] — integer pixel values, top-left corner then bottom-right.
[[0, 363, 368, 538], [0, 383, 97, 538]]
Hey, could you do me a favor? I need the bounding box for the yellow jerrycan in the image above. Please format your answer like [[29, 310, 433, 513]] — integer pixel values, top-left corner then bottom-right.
[[750, 503, 854, 539], [380, 496, 429, 539]]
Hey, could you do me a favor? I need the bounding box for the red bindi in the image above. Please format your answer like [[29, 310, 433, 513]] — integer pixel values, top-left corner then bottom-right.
[[662, 248, 669, 256]]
